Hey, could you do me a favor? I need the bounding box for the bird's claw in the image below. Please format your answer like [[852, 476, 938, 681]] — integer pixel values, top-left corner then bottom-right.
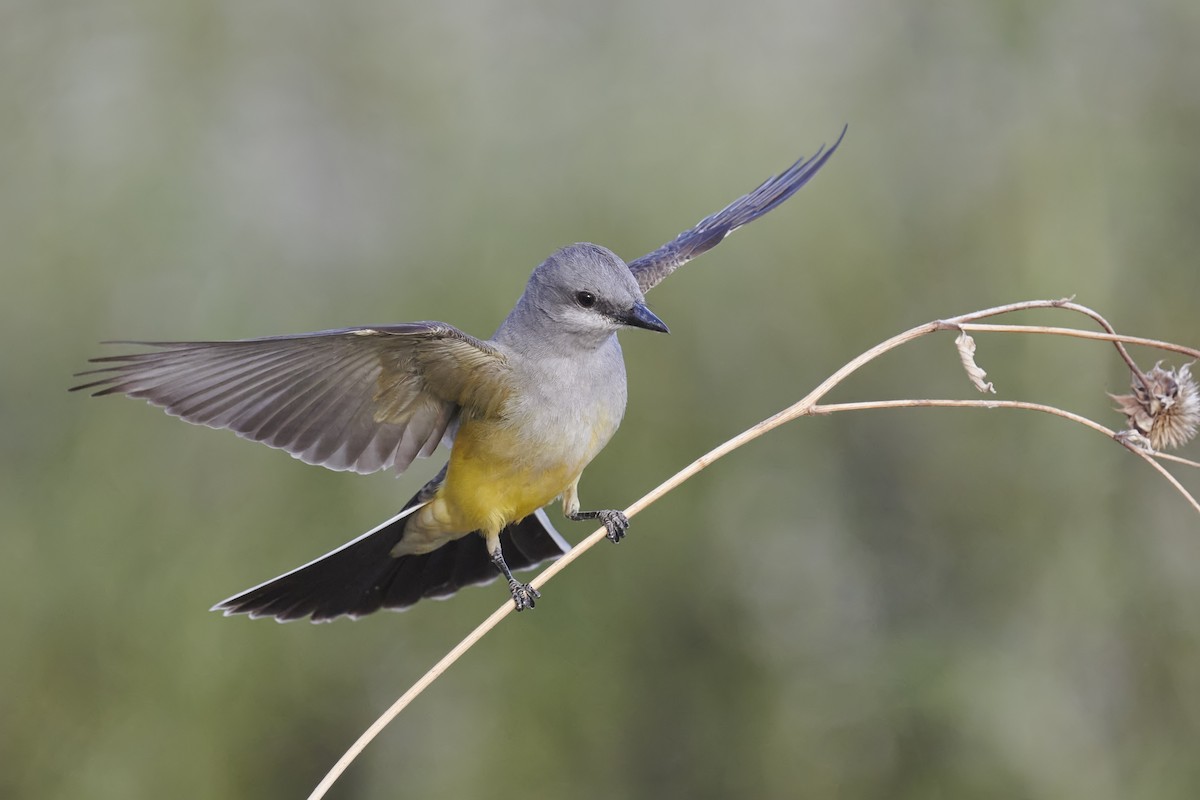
[[508, 581, 540, 611], [598, 510, 629, 543]]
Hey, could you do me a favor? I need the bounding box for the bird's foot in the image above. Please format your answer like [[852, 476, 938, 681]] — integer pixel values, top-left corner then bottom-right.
[[491, 546, 540, 611], [569, 509, 629, 543], [599, 510, 629, 543], [508, 580, 540, 611]]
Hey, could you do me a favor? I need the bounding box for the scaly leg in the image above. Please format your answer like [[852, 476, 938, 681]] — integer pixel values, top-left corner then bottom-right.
[[486, 532, 540, 610], [562, 479, 629, 543]]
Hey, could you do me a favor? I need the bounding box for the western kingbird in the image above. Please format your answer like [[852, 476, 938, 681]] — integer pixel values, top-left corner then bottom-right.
[[73, 129, 844, 622]]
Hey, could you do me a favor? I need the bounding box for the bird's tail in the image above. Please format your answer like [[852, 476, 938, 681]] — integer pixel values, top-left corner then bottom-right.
[[212, 501, 570, 623]]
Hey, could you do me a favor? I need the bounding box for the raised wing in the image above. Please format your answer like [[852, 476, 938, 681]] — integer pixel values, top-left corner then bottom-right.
[[628, 125, 846, 293], [71, 323, 513, 475]]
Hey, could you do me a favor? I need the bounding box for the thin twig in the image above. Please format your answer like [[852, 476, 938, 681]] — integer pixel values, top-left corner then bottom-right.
[[1056, 301, 1152, 387], [810, 398, 1114, 436], [307, 298, 1198, 799], [305, 603, 516, 800], [939, 299, 1186, 391], [954, 323, 1200, 361], [1150, 451, 1200, 470], [811, 398, 1200, 514]]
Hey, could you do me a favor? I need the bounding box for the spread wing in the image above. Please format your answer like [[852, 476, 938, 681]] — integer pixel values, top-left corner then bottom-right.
[[627, 125, 846, 294], [71, 323, 513, 475]]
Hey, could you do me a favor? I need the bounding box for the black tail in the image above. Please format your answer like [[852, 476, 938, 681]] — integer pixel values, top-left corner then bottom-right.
[[212, 504, 571, 623]]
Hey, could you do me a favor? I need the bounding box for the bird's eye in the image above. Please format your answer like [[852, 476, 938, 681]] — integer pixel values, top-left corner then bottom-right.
[[575, 290, 597, 308]]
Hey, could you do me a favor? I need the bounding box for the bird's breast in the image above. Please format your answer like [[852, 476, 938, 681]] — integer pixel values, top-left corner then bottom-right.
[[437, 378, 623, 535]]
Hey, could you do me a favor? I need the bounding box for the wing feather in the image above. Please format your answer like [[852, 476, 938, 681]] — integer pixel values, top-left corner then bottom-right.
[[72, 323, 511, 474], [627, 126, 846, 293]]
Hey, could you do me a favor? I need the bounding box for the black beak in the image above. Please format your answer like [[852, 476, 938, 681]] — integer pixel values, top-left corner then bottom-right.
[[621, 302, 670, 334]]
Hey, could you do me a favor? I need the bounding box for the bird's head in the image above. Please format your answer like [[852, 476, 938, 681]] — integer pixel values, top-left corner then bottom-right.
[[509, 243, 669, 345]]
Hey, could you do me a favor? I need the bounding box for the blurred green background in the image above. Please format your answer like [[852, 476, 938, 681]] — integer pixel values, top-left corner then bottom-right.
[[5, 0, 1200, 798]]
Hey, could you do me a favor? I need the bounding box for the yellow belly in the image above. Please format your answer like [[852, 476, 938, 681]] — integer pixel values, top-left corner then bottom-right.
[[438, 419, 585, 535], [392, 403, 619, 557]]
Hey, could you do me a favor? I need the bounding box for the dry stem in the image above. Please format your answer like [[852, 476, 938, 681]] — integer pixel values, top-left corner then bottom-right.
[[307, 298, 1197, 800]]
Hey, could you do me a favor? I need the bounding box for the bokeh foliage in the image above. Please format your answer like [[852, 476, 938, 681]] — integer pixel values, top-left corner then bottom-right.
[[4, 1, 1200, 798]]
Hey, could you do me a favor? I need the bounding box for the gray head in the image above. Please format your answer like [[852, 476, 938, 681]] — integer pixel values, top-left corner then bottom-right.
[[497, 243, 669, 346]]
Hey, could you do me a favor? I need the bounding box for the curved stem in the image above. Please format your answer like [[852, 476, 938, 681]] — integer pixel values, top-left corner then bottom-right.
[[952, 324, 1200, 361], [306, 298, 1199, 799]]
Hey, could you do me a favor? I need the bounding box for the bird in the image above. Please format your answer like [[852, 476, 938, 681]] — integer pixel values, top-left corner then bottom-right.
[[72, 128, 845, 622]]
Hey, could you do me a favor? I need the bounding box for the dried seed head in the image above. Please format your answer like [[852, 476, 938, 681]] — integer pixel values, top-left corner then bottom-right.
[[1111, 363, 1199, 450]]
